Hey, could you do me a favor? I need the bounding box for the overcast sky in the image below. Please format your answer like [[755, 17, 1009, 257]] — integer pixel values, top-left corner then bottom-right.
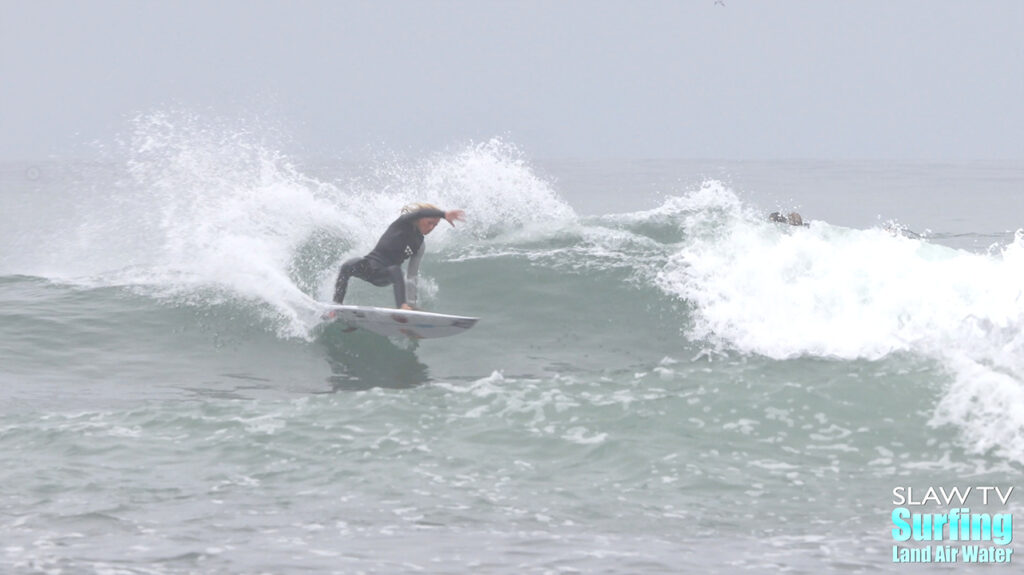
[[2, 0, 1022, 161]]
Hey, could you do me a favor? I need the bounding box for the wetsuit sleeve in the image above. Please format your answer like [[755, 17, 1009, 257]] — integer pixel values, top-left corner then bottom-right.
[[396, 207, 446, 225], [405, 243, 425, 306]]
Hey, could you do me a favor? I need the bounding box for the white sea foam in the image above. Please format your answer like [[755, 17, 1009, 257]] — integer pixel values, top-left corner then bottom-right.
[[644, 181, 1024, 463]]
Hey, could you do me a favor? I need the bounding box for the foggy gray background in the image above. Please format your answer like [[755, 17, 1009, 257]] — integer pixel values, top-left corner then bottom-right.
[[2, 0, 1022, 161]]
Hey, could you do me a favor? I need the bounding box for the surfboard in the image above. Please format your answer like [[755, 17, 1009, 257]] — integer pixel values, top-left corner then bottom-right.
[[320, 304, 478, 339]]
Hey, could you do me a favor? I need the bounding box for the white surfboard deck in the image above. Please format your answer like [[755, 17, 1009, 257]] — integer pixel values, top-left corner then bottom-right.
[[320, 304, 478, 339]]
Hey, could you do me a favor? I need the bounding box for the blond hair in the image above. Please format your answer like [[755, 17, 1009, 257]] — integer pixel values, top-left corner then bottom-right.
[[401, 202, 439, 215]]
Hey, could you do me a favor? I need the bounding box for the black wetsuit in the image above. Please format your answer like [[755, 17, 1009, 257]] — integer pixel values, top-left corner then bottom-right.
[[333, 207, 445, 306]]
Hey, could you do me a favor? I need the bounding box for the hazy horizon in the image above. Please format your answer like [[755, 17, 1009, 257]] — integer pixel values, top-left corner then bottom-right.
[[2, 0, 1022, 162]]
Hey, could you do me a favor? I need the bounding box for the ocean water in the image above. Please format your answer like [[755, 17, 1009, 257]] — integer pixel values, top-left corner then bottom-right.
[[2, 114, 1023, 574]]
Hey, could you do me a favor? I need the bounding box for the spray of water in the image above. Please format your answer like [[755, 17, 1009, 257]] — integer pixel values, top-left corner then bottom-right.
[[4, 111, 576, 338]]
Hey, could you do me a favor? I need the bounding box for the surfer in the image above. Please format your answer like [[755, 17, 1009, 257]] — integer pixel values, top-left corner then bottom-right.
[[769, 211, 808, 227], [333, 203, 465, 310], [769, 211, 923, 238]]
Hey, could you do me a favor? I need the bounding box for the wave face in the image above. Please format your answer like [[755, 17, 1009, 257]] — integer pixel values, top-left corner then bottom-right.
[[2, 113, 1023, 573]]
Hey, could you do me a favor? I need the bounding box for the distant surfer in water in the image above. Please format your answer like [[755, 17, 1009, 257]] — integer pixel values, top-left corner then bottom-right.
[[769, 211, 923, 238], [769, 211, 808, 227], [333, 203, 465, 310]]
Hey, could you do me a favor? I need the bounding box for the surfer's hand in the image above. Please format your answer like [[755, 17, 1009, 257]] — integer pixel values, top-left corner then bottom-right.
[[445, 209, 465, 227]]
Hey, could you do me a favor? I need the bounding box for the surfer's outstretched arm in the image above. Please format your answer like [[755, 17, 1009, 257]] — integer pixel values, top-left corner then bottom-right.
[[398, 206, 464, 226], [397, 206, 446, 225]]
